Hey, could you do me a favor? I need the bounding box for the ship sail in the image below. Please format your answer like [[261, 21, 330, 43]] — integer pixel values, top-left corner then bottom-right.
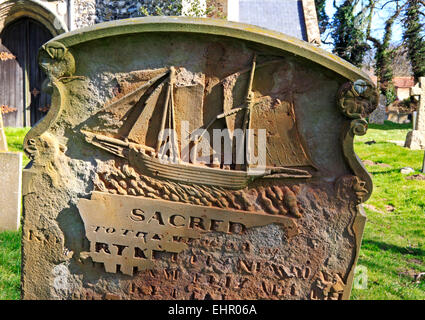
[[220, 57, 314, 169]]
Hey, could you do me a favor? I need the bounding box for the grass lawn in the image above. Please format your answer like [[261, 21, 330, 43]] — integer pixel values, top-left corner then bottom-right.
[[3, 127, 31, 167], [0, 122, 424, 300], [0, 127, 30, 300], [351, 121, 425, 300], [0, 231, 21, 300]]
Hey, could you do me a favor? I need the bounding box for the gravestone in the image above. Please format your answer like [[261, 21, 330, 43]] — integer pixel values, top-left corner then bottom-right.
[[405, 77, 425, 150], [228, 0, 321, 44], [387, 110, 411, 124], [22, 17, 377, 300], [369, 94, 387, 124], [0, 112, 23, 231]]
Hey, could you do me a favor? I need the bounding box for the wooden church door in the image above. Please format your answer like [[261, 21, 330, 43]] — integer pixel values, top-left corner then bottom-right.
[[0, 18, 53, 127]]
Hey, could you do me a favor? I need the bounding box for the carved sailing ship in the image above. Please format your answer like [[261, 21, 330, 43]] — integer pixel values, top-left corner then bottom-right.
[[82, 56, 315, 189]]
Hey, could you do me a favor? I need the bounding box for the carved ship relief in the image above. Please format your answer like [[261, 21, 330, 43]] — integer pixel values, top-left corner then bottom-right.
[[81, 55, 315, 190]]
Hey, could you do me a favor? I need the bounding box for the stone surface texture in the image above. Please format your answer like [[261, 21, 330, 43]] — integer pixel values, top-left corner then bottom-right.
[[21, 18, 377, 300], [0, 151, 22, 231]]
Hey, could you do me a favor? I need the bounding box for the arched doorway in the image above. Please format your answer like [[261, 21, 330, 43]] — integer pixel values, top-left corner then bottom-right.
[[0, 17, 53, 127]]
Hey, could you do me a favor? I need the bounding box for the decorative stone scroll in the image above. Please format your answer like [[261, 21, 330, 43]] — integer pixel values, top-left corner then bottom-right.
[[22, 17, 377, 300]]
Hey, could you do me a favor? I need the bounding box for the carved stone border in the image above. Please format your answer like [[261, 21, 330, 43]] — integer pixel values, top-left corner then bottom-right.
[[23, 41, 75, 160], [337, 80, 378, 203]]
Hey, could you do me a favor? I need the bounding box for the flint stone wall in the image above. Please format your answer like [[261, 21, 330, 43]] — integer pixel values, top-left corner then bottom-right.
[[74, 0, 221, 29]]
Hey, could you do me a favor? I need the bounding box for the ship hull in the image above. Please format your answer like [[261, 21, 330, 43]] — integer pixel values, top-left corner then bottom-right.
[[129, 149, 250, 189], [83, 131, 312, 190]]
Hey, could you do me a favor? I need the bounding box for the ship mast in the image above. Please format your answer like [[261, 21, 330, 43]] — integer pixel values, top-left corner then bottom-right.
[[237, 53, 257, 170], [169, 68, 180, 162], [156, 67, 180, 162], [192, 55, 258, 169]]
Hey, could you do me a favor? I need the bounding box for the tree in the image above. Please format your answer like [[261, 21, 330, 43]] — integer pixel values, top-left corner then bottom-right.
[[367, 0, 407, 104], [403, 0, 425, 80], [331, 0, 370, 67], [392, 45, 413, 76]]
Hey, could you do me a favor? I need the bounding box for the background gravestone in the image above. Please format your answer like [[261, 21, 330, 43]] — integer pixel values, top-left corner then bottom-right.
[[405, 77, 425, 150], [369, 94, 387, 124], [22, 17, 377, 300], [0, 112, 22, 231]]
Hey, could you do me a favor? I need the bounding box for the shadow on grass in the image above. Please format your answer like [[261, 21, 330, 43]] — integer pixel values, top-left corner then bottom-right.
[[357, 141, 400, 146], [369, 169, 404, 175], [362, 239, 425, 256], [367, 121, 412, 131]]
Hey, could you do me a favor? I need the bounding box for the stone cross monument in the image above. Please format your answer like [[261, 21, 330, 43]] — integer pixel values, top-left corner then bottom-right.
[[405, 77, 425, 150]]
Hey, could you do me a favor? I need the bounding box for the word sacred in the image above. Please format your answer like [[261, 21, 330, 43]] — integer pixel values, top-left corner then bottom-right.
[[92, 208, 247, 234]]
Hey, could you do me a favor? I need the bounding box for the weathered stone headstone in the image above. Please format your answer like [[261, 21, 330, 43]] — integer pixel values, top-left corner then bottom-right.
[[228, 0, 321, 44], [369, 94, 387, 124], [405, 77, 425, 150], [0, 152, 22, 231], [0, 112, 22, 231], [22, 17, 377, 300]]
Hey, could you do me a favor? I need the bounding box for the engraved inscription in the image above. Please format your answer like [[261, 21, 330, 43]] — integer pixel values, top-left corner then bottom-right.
[[78, 191, 298, 275]]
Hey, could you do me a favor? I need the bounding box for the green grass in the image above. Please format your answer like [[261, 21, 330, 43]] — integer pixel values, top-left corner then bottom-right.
[[0, 231, 21, 300], [0, 123, 424, 300], [4, 127, 31, 167], [1, 127, 28, 300], [351, 121, 425, 300]]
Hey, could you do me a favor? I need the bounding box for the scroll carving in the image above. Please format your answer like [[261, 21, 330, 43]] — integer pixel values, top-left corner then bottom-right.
[[24, 41, 75, 161], [337, 80, 378, 203], [39, 41, 76, 81], [337, 80, 378, 119]]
